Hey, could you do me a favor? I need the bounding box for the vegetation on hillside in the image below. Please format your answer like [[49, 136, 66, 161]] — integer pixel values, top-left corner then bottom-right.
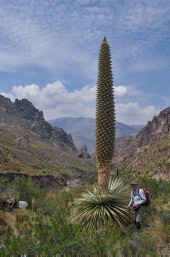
[[121, 133, 170, 178], [0, 176, 170, 255], [0, 125, 96, 177]]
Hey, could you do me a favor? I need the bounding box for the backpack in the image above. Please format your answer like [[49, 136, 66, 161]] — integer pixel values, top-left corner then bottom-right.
[[138, 188, 151, 206]]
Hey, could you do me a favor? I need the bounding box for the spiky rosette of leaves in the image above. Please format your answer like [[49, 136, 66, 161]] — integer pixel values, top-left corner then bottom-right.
[[72, 178, 133, 229], [96, 37, 115, 189]]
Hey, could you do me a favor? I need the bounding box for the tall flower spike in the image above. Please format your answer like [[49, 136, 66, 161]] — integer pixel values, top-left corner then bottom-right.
[[96, 37, 115, 190]]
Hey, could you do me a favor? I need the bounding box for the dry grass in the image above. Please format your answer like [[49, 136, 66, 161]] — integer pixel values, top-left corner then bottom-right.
[[123, 133, 170, 178], [0, 210, 18, 236], [150, 217, 170, 243], [15, 208, 30, 223]]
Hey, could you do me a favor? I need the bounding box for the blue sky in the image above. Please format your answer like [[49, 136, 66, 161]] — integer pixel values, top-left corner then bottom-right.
[[0, 0, 169, 125]]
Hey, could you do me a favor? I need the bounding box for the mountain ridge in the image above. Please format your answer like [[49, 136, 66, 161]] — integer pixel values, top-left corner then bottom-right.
[[113, 106, 170, 176], [48, 117, 143, 150]]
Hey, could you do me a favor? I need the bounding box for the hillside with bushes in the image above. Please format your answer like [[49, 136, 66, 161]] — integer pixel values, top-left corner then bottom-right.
[[0, 176, 170, 255]]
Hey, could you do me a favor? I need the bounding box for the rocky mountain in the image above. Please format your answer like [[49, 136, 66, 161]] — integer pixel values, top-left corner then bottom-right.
[[0, 95, 75, 149], [77, 145, 91, 159], [113, 106, 170, 177], [48, 117, 142, 150], [0, 94, 96, 178], [136, 107, 170, 147]]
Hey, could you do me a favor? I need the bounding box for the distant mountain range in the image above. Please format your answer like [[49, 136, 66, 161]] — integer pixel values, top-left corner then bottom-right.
[[48, 117, 145, 150]]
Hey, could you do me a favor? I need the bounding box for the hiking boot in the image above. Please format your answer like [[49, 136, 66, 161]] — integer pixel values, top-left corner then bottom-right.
[[136, 222, 141, 234]]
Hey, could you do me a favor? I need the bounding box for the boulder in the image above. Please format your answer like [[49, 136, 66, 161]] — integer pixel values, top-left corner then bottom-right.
[[18, 201, 28, 209], [0, 196, 17, 210]]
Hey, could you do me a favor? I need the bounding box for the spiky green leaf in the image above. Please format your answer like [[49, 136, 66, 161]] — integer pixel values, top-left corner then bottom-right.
[[72, 178, 133, 229]]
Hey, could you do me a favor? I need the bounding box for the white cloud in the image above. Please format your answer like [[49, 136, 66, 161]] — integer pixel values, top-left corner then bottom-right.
[[3, 82, 159, 125], [0, 0, 169, 78], [116, 0, 170, 32], [9, 82, 96, 119], [115, 86, 128, 97], [116, 102, 158, 125]]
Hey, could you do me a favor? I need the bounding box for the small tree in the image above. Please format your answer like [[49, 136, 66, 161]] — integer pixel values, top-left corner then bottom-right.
[[96, 37, 115, 190]]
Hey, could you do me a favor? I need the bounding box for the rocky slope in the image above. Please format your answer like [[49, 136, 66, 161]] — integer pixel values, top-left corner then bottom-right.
[[135, 107, 170, 147], [0, 94, 96, 178], [113, 107, 170, 176]]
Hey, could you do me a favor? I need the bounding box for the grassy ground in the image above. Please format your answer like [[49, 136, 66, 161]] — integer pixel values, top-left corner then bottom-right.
[[0, 175, 170, 256]]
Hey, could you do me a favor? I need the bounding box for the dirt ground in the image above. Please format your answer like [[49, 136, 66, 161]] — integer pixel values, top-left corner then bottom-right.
[[152, 172, 170, 181]]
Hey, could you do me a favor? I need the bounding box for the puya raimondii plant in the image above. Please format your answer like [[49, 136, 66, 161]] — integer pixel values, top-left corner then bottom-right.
[[72, 38, 133, 229]]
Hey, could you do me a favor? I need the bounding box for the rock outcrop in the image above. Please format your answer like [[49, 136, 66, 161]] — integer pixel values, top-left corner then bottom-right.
[[0, 172, 67, 188], [136, 107, 170, 148], [78, 145, 91, 159]]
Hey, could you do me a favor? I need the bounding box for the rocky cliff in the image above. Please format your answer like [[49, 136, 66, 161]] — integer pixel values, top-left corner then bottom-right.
[[0, 95, 76, 149], [113, 106, 170, 169], [136, 107, 170, 148]]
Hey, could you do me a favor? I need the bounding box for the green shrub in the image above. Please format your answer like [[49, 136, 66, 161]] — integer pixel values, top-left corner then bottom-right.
[[11, 176, 47, 207]]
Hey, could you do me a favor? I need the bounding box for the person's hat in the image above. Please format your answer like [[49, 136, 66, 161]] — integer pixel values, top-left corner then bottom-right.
[[130, 181, 138, 185]]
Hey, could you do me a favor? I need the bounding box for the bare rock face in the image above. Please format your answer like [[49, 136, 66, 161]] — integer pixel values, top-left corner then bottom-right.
[[135, 107, 170, 148], [14, 99, 44, 121], [0, 94, 20, 124], [78, 145, 91, 159], [0, 195, 17, 211]]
